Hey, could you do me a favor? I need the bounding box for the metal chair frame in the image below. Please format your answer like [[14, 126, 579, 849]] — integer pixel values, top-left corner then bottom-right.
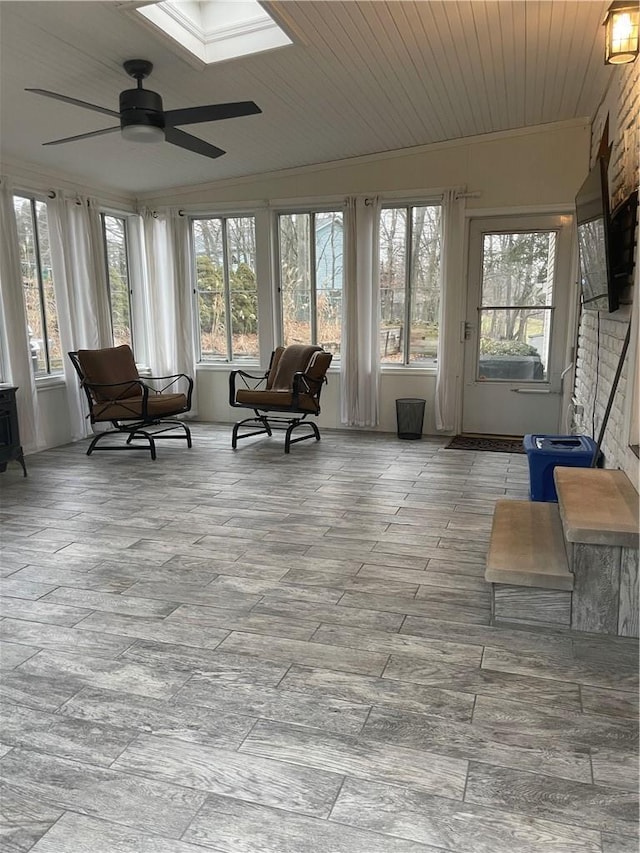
[[69, 351, 193, 460], [229, 352, 329, 453]]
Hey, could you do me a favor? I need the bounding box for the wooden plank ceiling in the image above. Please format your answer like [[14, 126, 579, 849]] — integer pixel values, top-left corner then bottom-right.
[[0, 1, 612, 195]]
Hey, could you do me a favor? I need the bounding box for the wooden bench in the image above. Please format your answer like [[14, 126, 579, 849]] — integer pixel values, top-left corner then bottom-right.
[[555, 467, 639, 637], [486, 467, 639, 637], [486, 500, 573, 628]]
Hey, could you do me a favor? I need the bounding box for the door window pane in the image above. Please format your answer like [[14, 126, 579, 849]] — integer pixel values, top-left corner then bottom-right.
[[478, 307, 550, 380], [481, 232, 556, 307], [478, 230, 557, 382]]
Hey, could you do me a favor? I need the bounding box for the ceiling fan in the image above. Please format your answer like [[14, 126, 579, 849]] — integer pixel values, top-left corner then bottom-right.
[[26, 59, 261, 160]]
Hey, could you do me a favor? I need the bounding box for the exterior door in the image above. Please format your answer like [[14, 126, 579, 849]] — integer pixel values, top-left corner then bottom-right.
[[462, 214, 573, 436]]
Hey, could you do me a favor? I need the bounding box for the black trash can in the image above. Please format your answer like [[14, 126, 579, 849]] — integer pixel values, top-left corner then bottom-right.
[[396, 398, 425, 440]]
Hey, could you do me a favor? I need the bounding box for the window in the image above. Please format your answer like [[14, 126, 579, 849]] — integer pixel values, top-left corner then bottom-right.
[[101, 214, 133, 348], [278, 210, 343, 357], [13, 195, 63, 377], [478, 230, 557, 381], [192, 216, 258, 362], [135, 0, 291, 66], [379, 204, 442, 366]]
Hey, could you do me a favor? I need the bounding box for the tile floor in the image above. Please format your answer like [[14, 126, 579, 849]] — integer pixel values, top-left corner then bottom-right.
[[0, 424, 637, 853]]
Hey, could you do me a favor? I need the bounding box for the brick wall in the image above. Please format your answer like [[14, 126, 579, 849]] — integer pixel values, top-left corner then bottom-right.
[[572, 60, 639, 487]]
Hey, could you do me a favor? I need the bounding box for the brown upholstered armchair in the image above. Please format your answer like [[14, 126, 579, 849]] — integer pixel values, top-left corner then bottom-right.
[[69, 345, 193, 460], [229, 344, 332, 453]]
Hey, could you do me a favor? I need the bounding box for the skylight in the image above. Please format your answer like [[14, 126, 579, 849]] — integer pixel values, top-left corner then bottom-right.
[[135, 1, 292, 65]]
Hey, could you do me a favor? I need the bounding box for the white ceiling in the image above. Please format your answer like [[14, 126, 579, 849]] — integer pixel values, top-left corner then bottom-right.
[[0, 1, 613, 196]]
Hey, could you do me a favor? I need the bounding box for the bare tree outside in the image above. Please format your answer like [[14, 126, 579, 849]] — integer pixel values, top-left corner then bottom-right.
[[13, 196, 62, 375], [315, 211, 343, 354], [278, 211, 343, 354], [379, 204, 441, 364], [478, 230, 556, 379], [379, 207, 407, 362], [193, 216, 258, 361], [280, 213, 311, 345], [102, 214, 132, 348]]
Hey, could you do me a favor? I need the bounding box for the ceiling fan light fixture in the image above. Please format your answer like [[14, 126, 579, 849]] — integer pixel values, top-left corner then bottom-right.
[[604, 1, 640, 64], [27, 59, 259, 159], [121, 123, 165, 143]]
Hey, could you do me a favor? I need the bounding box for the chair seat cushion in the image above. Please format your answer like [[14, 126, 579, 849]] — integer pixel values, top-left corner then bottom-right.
[[93, 393, 188, 421], [235, 389, 319, 413]]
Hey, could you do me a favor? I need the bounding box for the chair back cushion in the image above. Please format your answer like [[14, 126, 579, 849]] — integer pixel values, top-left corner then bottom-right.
[[265, 347, 285, 390], [77, 345, 140, 402], [305, 350, 333, 391], [269, 345, 322, 391]]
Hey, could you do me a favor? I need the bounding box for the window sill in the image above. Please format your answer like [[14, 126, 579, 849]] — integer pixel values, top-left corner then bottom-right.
[[197, 361, 261, 371], [381, 364, 437, 375], [195, 362, 437, 375], [35, 375, 65, 391]]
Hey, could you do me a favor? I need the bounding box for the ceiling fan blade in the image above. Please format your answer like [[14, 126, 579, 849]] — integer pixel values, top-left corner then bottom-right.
[[43, 127, 121, 146], [165, 127, 225, 159], [25, 88, 120, 119], [164, 101, 261, 127]]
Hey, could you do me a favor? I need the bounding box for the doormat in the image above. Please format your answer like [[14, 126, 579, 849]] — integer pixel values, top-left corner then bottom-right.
[[445, 434, 525, 454]]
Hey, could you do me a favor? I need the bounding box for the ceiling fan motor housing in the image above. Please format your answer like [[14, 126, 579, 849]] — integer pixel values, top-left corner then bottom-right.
[[28, 56, 258, 157], [119, 88, 164, 130]]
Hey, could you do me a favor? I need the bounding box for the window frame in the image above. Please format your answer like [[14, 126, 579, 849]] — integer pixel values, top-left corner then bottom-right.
[[190, 212, 259, 365], [275, 205, 344, 357], [100, 211, 135, 351], [475, 227, 559, 384], [379, 200, 443, 369], [13, 192, 63, 379]]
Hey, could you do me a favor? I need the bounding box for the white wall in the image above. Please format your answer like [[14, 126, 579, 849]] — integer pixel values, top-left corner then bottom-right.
[[142, 120, 589, 211], [197, 368, 438, 435], [32, 383, 72, 453]]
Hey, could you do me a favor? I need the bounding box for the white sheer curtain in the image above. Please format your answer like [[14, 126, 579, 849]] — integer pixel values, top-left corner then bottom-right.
[[0, 176, 43, 452], [341, 195, 381, 426], [139, 207, 197, 412], [48, 193, 112, 440], [435, 189, 466, 431]]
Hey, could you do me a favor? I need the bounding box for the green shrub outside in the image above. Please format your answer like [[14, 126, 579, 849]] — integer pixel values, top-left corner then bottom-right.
[[480, 338, 540, 357]]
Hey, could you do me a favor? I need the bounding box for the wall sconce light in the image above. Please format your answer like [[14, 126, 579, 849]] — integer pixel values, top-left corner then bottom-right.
[[604, 1, 639, 65]]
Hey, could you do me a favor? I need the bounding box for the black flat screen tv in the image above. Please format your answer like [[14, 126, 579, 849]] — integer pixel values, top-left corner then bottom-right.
[[575, 157, 617, 313]]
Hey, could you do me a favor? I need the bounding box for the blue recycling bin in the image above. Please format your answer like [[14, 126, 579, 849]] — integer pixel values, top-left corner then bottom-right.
[[523, 434, 599, 502]]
